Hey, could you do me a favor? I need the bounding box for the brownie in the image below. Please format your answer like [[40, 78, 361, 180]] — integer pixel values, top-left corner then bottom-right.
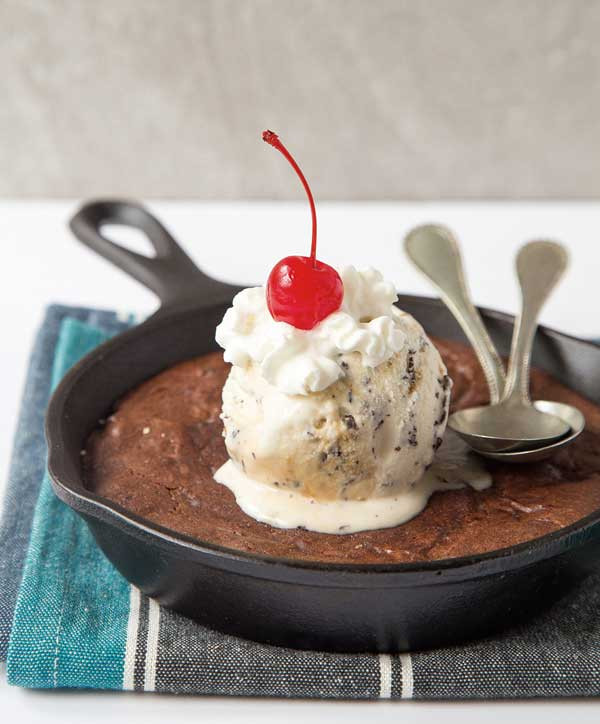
[[84, 339, 600, 564]]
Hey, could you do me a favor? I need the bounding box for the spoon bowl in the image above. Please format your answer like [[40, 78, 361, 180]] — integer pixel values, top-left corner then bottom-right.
[[449, 402, 570, 453], [471, 400, 585, 462]]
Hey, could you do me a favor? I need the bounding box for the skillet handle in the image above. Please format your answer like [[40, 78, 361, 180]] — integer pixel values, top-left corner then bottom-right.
[[69, 199, 239, 310]]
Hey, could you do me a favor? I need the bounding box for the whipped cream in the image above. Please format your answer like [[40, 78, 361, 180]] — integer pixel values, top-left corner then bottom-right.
[[215, 266, 406, 395]]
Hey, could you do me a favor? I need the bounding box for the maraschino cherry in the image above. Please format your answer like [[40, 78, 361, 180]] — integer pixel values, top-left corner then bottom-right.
[[262, 130, 343, 331]]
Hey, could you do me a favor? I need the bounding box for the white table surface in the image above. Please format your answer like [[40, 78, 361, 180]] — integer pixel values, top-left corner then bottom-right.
[[1, 200, 599, 722]]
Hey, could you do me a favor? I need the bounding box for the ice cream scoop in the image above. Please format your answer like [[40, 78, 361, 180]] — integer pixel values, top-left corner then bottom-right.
[[219, 309, 449, 502], [213, 265, 493, 533]]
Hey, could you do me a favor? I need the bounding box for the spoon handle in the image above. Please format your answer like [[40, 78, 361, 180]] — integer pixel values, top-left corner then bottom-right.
[[504, 241, 569, 405], [405, 224, 506, 404]]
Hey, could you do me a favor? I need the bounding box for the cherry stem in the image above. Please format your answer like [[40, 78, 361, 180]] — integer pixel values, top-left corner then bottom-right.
[[263, 130, 317, 265]]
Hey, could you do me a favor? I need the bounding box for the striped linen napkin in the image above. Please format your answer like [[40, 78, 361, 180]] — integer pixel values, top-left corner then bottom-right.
[[2, 304, 600, 698]]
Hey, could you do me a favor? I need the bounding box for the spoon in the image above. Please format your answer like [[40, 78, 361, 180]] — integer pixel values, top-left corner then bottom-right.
[[448, 240, 570, 453], [479, 400, 585, 462], [404, 224, 506, 404], [404, 226, 582, 461]]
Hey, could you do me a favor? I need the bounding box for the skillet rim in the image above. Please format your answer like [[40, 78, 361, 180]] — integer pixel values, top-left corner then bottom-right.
[[45, 293, 600, 583]]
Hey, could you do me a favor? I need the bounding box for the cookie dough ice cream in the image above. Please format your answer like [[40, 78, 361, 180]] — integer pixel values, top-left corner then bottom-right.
[[213, 266, 490, 533]]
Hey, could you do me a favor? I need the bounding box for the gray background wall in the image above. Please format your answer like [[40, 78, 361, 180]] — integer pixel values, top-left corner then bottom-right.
[[2, 0, 599, 199]]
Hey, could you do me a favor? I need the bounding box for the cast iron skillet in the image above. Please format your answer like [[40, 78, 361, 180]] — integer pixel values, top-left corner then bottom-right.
[[46, 200, 600, 653]]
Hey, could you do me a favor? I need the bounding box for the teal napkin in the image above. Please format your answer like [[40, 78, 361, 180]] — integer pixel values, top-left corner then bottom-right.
[[7, 320, 131, 688], [6, 316, 388, 697]]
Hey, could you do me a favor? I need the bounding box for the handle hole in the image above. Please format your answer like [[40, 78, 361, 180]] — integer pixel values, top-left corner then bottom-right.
[[100, 223, 157, 258]]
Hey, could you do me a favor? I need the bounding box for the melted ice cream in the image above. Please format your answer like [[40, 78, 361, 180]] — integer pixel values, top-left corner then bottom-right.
[[215, 431, 491, 535]]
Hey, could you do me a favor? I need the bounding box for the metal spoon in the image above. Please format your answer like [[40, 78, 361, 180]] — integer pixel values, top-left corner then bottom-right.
[[448, 241, 570, 453], [404, 226, 583, 461], [404, 224, 506, 403], [480, 400, 585, 462]]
